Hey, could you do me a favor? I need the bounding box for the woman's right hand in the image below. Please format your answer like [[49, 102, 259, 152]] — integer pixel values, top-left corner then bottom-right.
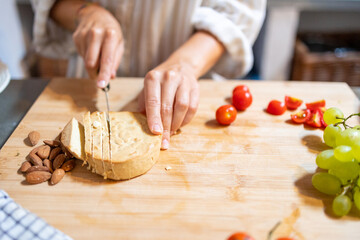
[[73, 4, 124, 88]]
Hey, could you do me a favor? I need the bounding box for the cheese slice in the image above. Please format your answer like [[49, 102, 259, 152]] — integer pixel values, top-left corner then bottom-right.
[[61, 117, 85, 160], [62, 111, 162, 180], [99, 112, 112, 178], [90, 112, 104, 175], [83, 111, 94, 169]]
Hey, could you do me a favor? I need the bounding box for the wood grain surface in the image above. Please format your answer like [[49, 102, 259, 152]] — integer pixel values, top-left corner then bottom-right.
[[1, 78, 359, 240]]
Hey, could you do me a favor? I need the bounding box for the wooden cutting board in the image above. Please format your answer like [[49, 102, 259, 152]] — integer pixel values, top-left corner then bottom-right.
[[1, 78, 359, 240]]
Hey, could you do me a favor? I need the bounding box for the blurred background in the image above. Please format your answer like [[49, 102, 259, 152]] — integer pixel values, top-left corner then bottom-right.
[[1, 0, 360, 86]]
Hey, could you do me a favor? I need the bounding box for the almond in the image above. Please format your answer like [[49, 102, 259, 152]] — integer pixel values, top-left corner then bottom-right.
[[29, 153, 43, 166], [43, 159, 53, 173], [49, 147, 62, 161], [61, 145, 73, 159], [61, 159, 76, 172], [37, 145, 51, 160], [26, 165, 50, 173], [20, 161, 31, 173], [26, 171, 51, 184], [28, 131, 40, 146], [43, 140, 61, 147], [51, 169, 65, 185], [53, 154, 66, 169], [30, 145, 42, 155]]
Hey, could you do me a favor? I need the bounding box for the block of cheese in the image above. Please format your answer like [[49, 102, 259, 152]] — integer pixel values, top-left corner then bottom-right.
[[61, 111, 162, 180], [61, 118, 85, 160]]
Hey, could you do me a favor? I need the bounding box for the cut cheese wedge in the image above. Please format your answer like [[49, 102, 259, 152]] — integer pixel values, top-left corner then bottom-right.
[[61, 111, 162, 180], [61, 117, 85, 160]]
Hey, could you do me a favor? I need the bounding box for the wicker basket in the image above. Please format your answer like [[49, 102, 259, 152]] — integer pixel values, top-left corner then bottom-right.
[[291, 33, 360, 86]]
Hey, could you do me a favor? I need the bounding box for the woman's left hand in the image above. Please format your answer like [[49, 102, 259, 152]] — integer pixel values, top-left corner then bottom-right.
[[138, 62, 200, 150]]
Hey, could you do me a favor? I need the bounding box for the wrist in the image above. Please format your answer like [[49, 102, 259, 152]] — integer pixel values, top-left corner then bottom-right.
[[76, 2, 101, 25]]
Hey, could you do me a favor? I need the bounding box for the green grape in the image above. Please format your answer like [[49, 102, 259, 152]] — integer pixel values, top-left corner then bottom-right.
[[354, 189, 360, 211], [354, 125, 360, 131], [336, 128, 360, 147], [316, 149, 338, 169], [332, 194, 352, 217], [352, 141, 360, 161], [357, 177, 360, 187], [334, 145, 354, 162], [323, 124, 342, 147], [329, 161, 360, 182], [323, 107, 344, 125], [312, 172, 342, 195]]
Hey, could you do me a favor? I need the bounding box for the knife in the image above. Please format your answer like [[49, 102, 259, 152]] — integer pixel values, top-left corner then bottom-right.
[[102, 83, 111, 128]]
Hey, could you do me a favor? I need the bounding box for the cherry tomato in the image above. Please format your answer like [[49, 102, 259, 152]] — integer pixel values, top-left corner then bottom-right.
[[305, 99, 326, 111], [305, 109, 322, 128], [266, 100, 287, 115], [285, 96, 303, 110], [291, 109, 311, 123], [232, 90, 252, 111], [233, 85, 250, 95], [216, 105, 237, 125], [227, 232, 255, 240]]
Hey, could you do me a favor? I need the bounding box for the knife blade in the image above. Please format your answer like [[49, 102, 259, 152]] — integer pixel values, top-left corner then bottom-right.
[[102, 83, 111, 126]]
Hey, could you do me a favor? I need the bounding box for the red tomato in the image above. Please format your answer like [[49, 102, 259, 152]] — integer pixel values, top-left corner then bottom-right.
[[291, 109, 311, 123], [233, 85, 250, 95], [305, 109, 322, 128], [266, 100, 287, 115], [305, 99, 326, 110], [232, 90, 252, 111], [227, 232, 255, 240], [216, 105, 237, 125], [285, 96, 303, 110]]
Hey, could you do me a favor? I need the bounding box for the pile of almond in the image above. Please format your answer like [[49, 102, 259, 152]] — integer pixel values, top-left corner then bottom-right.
[[20, 131, 76, 185]]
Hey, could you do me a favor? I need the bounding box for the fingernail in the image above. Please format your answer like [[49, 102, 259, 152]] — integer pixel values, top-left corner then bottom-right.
[[152, 124, 162, 134], [161, 139, 169, 150], [98, 80, 106, 88]]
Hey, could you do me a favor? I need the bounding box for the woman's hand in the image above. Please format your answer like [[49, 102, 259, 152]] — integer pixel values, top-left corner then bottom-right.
[[138, 62, 200, 150], [73, 4, 124, 88]]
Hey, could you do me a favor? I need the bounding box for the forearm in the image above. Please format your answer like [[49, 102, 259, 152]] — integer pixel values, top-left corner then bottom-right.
[[50, 0, 88, 32], [162, 31, 225, 79]]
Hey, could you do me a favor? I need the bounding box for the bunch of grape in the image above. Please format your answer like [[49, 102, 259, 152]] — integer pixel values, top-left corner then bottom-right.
[[312, 107, 360, 217]]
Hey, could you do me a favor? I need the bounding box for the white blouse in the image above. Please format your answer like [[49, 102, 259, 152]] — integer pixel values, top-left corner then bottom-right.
[[31, 0, 266, 79]]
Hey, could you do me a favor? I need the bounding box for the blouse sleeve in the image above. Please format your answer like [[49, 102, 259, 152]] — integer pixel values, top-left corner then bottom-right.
[[192, 0, 266, 78], [30, 0, 76, 59]]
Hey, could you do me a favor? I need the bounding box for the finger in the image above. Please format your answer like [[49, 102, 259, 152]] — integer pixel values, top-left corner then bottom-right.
[[160, 70, 178, 150], [137, 89, 145, 113], [181, 85, 199, 127], [111, 42, 124, 78], [73, 28, 87, 58], [97, 29, 118, 88], [144, 70, 163, 135], [85, 28, 103, 69], [171, 83, 189, 135]]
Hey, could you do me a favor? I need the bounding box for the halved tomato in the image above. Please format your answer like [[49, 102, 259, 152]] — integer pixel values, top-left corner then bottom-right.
[[291, 109, 311, 124], [305, 109, 322, 128], [318, 109, 327, 128], [305, 99, 326, 111], [285, 96, 303, 110]]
